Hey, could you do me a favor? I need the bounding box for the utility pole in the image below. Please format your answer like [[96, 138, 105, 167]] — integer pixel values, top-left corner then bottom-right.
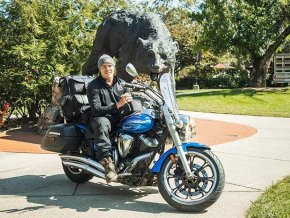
[[193, 30, 201, 90]]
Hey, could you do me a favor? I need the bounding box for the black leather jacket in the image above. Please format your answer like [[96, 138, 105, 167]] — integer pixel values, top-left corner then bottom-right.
[[87, 75, 128, 118]]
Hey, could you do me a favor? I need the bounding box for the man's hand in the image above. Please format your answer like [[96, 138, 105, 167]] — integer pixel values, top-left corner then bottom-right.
[[116, 93, 133, 109]]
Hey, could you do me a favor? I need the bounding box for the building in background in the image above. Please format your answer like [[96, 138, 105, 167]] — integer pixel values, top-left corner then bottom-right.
[[273, 43, 290, 85]]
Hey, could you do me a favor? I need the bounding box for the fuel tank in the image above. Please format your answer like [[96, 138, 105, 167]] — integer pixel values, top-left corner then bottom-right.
[[119, 114, 154, 134]]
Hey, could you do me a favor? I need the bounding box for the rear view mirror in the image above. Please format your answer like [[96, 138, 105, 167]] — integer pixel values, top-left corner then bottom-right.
[[126, 63, 139, 78]]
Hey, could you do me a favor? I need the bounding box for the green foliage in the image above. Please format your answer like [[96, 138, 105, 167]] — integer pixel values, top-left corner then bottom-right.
[[0, 64, 54, 117], [196, 0, 290, 57], [204, 70, 249, 88], [164, 9, 198, 73], [176, 69, 249, 89], [247, 175, 290, 218], [0, 0, 127, 118], [194, 0, 290, 87]]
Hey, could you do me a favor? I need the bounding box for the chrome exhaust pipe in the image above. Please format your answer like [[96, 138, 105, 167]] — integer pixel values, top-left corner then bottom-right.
[[62, 160, 105, 179], [60, 154, 105, 173], [61, 152, 154, 179], [125, 152, 154, 172], [60, 154, 106, 179]]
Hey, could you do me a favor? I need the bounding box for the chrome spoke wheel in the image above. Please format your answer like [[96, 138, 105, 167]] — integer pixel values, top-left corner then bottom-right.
[[164, 151, 217, 203], [157, 148, 225, 212]]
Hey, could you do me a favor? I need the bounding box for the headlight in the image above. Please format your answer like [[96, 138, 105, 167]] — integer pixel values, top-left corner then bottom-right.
[[174, 120, 184, 128]]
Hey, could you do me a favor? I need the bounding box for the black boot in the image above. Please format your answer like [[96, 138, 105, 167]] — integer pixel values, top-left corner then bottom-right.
[[100, 156, 118, 183]]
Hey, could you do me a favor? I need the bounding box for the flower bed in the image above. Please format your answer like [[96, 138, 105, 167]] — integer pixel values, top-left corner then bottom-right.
[[0, 101, 10, 126]]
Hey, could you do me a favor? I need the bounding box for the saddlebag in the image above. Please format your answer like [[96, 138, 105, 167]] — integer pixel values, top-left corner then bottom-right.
[[58, 75, 94, 123], [41, 124, 84, 153]]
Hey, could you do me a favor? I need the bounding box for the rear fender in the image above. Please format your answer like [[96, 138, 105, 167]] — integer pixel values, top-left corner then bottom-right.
[[151, 142, 210, 173]]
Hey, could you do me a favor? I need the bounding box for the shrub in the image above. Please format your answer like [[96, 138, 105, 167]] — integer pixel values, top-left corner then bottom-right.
[[176, 69, 250, 89]]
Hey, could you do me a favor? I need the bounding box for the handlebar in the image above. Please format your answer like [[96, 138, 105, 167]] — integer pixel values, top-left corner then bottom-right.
[[121, 81, 145, 90], [121, 81, 164, 106]]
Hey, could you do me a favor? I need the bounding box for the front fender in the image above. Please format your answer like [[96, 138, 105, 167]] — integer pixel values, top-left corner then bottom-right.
[[151, 142, 210, 173]]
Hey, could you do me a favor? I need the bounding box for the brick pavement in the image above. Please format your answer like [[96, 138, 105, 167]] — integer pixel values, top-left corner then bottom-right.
[[0, 118, 257, 153]]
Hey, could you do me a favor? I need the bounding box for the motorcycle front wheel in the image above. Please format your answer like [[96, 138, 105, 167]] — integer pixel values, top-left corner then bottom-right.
[[62, 163, 94, 183], [157, 148, 225, 212]]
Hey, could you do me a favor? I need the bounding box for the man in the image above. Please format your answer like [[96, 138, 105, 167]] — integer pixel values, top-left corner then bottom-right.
[[87, 54, 132, 183]]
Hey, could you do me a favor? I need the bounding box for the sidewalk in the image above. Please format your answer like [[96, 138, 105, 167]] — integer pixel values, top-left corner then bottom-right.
[[0, 112, 290, 217]]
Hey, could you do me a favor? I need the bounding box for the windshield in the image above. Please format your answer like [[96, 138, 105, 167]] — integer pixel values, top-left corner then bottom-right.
[[160, 73, 179, 120]]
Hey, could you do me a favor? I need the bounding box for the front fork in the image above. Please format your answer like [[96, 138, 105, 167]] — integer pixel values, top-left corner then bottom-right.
[[163, 105, 194, 178], [170, 126, 194, 178]]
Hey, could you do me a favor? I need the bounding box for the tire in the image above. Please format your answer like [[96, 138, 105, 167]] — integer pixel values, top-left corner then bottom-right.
[[62, 163, 94, 183], [157, 148, 225, 212]]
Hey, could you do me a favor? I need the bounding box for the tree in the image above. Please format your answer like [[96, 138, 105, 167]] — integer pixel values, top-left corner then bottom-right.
[[195, 0, 290, 87], [0, 0, 127, 118], [159, 8, 199, 73]]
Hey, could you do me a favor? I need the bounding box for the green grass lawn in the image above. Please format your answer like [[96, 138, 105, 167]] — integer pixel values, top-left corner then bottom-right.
[[176, 88, 290, 117], [246, 176, 290, 218]]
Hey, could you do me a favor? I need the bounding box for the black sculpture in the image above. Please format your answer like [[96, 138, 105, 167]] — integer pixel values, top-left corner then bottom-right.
[[82, 10, 178, 81]]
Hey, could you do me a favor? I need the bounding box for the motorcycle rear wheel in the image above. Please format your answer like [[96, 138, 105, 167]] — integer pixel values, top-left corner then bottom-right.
[[62, 163, 94, 183], [157, 148, 225, 212]]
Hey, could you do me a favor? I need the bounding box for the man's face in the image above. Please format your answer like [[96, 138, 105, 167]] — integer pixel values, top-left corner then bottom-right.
[[100, 63, 115, 80]]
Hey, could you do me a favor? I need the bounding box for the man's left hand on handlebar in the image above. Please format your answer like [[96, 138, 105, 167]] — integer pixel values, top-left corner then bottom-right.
[[117, 93, 133, 109]]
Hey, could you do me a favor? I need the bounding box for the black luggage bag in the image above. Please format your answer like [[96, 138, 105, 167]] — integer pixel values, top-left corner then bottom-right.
[[41, 123, 84, 153], [58, 75, 94, 123]]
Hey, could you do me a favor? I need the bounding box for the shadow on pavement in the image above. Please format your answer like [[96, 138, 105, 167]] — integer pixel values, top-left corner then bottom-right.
[[0, 174, 207, 214]]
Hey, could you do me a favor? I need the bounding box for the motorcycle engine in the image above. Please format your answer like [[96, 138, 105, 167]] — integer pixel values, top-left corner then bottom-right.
[[117, 133, 159, 158], [117, 134, 135, 158]]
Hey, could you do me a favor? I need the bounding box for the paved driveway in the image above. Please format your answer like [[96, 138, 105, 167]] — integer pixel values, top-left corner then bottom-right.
[[0, 112, 290, 217]]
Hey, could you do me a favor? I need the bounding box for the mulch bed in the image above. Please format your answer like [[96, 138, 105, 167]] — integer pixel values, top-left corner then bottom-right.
[[0, 118, 257, 154]]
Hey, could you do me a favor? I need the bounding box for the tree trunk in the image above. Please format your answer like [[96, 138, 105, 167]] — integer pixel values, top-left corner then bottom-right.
[[28, 105, 38, 119], [250, 25, 290, 87], [250, 55, 273, 87]]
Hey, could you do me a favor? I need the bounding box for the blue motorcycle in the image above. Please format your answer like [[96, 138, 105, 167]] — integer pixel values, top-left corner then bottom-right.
[[41, 64, 225, 212]]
